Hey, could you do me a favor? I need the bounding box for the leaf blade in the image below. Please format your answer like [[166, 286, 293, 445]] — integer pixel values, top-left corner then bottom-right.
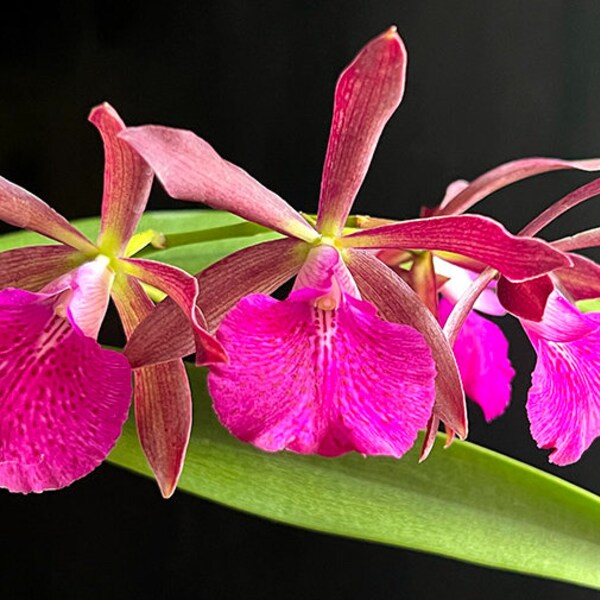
[[109, 365, 600, 591]]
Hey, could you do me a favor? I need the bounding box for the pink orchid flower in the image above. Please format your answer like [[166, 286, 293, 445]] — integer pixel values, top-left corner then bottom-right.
[[0, 103, 225, 495], [121, 28, 571, 458], [429, 166, 600, 464]]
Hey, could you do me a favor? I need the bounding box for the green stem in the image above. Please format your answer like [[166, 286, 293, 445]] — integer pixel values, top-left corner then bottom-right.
[[132, 221, 270, 257]]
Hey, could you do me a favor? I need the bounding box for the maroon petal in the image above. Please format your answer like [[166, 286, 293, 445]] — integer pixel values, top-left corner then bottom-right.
[[436, 157, 600, 217], [554, 253, 600, 301], [316, 27, 407, 236], [120, 258, 226, 365], [0, 245, 85, 291], [90, 103, 154, 255], [0, 176, 96, 253], [497, 275, 554, 322], [119, 126, 318, 242], [124, 238, 307, 368], [347, 250, 467, 442], [112, 275, 191, 498], [341, 214, 570, 282]]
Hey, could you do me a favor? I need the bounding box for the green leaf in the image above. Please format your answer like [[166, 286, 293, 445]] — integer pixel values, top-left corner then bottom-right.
[[109, 365, 600, 591], [0, 210, 279, 274]]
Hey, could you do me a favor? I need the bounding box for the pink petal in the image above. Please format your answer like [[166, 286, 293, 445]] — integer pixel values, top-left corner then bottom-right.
[[0, 245, 85, 292], [90, 103, 154, 255], [435, 157, 600, 217], [120, 258, 227, 365], [496, 275, 553, 322], [523, 307, 600, 465], [112, 274, 191, 498], [119, 126, 318, 243], [43, 257, 114, 339], [346, 250, 467, 443], [554, 253, 600, 301], [125, 238, 306, 368], [0, 176, 96, 254], [434, 256, 506, 316], [438, 299, 514, 422], [522, 290, 597, 343], [208, 290, 436, 457], [0, 288, 132, 493], [341, 214, 570, 282], [316, 27, 407, 236]]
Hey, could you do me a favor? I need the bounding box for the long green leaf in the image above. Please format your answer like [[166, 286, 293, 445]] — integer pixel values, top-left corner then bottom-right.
[[1, 211, 600, 588], [109, 365, 600, 590]]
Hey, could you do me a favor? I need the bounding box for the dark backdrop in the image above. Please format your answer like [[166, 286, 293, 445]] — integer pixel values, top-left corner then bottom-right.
[[1, 2, 599, 599]]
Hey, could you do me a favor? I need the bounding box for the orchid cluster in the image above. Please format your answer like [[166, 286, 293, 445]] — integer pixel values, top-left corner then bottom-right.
[[1, 27, 599, 497]]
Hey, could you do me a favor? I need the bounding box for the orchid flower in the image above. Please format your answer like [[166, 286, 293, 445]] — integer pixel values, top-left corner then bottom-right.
[[0, 103, 225, 495], [418, 163, 600, 464], [121, 28, 570, 458]]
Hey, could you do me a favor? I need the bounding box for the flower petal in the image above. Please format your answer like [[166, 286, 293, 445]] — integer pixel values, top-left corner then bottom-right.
[[346, 250, 467, 442], [120, 258, 227, 365], [434, 256, 506, 316], [341, 214, 570, 282], [112, 274, 191, 498], [523, 304, 600, 465], [90, 103, 154, 255], [208, 290, 436, 457], [42, 256, 114, 339], [435, 157, 600, 217], [0, 245, 85, 291], [438, 299, 514, 422], [554, 253, 600, 301], [0, 176, 96, 253], [316, 27, 407, 236], [0, 288, 131, 493], [497, 275, 554, 322], [119, 126, 318, 243], [124, 238, 306, 368]]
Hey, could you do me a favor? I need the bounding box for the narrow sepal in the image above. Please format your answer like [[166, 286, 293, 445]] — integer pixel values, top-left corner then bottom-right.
[[347, 250, 467, 441], [0, 176, 96, 253], [120, 258, 226, 365], [0, 245, 85, 292], [112, 274, 192, 497], [90, 103, 154, 255], [554, 253, 600, 301], [119, 126, 318, 242], [125, 238, 306, 368], [435, 157, 600, 217], [341, 214, 570, 282], [316, 27, 407, 235]]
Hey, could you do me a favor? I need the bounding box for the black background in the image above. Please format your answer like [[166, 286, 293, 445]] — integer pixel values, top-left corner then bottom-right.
[[1, 2, 600, 599]]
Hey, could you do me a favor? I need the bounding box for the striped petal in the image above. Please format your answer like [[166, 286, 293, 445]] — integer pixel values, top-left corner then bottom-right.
[[522, 293, 600, 465], [90, 103, 154, 255], [0, 245, 85, 292], [209, 288, 435, 457], [112, 274, 191, 498], [554, 253, 600, 301], [316, 27, 407, 236], [119, 126, 318, 243], [435, 157, 600, 217], [124, 238, 307, 368], [341, 214, 570, 282], [439, 299, 514, 422], [346, 250, 467, 445], [0, 288, 132, 493], [0, 176, 96, 253], [120, 258, 226, 365]]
